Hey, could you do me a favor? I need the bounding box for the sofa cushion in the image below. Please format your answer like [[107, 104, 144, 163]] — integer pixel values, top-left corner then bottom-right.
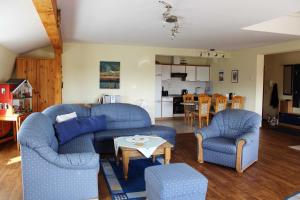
[[94, 125, 175, 143], [203, 137, 236, 154], [56, 112, 77, 123], [55, 116, 107, 145], [91, 103, 151, 129], [93, 125, 176, 153], [59, 133, 96, 154]]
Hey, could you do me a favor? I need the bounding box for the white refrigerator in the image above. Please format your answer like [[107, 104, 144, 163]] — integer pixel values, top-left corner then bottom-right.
[[155, 75, 162, 118]]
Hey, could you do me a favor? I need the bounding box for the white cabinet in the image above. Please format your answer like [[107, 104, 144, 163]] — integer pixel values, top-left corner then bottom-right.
[[155, 101, 162, 118], [196, 66, 210, 81], [162, 97, 173, 117], [186, 66, 196, 81], [171, 65, 186, 73], [156, 65, 162, 76], [161, 65, 171, 80]]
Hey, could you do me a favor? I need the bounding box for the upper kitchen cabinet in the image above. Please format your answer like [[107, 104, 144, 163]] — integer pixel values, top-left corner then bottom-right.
[[196, 66, 210, 81], [171, 65, 186, 73], [161, 65, 171, 80], [186, 66, 196, 81]]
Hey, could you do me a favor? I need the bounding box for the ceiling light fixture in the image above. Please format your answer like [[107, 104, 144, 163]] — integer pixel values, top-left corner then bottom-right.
[[159, 1, 180, 40], [200, 49, 226, 58]]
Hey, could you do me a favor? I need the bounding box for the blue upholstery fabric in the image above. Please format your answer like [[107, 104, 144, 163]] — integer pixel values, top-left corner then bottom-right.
[[195, 109, 261, 170], [203, 137, 236, 154], [55, 115, 106, 144], [19, 103, 176, 199], [43, 104, 91, 124], [91, 103, 151, 129], [203, 149, 236, 168], [94, 125, 176, 153], [18, 113, 99, 200], [59, 133, 95, 154], [145, 163, 208, 200], [21, 147, 99, 200]]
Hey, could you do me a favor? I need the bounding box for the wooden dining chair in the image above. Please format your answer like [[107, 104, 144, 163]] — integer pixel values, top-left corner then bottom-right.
[[215, 95, 227, 113], [199, 93, 209, 98], [183, 94, 194, 124], [231, 96, 245, 109], [192, 95, 211, 128], [212, 93, 222, 100]]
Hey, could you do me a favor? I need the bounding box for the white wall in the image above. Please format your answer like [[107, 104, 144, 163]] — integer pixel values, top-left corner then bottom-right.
[[62, 42, 207, 122], [0, 45, 17, 82], [211, 39, 300, 116]]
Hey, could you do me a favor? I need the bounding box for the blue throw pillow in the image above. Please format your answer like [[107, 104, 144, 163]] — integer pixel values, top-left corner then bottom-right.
[[55, 115, 107, 145]]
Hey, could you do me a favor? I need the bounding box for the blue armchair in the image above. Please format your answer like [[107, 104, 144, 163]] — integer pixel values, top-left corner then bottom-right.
[[195, 109, 261, 172]]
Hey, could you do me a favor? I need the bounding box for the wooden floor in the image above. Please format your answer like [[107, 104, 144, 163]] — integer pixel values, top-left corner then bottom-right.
[[1, 128, 300, 200]]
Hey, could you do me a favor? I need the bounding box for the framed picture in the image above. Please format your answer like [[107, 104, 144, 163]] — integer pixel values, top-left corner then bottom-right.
[[100, 61, 120, 89], [218, 71, 224, 82], [231, 70, 239, 83]]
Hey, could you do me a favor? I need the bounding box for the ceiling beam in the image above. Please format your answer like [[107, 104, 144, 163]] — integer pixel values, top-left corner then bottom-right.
[[32, 0, 62, 51]]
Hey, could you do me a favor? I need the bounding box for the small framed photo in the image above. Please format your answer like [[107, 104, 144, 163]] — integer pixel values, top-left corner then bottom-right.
[[219, 71, 224, 82], [231, 70, 239, 83]]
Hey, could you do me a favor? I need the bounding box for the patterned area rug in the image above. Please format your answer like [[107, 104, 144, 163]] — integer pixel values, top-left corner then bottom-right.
[[286, 192, 300, 200], [101, 157, 163, 200], [289, 145, 300, 151]]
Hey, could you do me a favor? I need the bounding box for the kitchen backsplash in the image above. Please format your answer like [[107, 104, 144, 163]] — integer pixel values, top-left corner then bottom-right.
[[162, 78, 209, 95]]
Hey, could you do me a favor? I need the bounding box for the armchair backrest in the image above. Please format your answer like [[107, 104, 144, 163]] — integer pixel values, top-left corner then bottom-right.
[[212, 109, 261, 139]]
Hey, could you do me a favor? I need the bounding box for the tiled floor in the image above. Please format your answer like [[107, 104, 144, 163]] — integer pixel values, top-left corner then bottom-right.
[[155, 117, 195, 134]]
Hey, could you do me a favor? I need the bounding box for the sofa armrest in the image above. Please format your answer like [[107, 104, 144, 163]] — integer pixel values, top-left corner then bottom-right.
[[36, 146, 100, 170], [235, 132, 258, 146]]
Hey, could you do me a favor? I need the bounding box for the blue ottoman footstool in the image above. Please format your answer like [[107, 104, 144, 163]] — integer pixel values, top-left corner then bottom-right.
[[145, 163, 208, 200]]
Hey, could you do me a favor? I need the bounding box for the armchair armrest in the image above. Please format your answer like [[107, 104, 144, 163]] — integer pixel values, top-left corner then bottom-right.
[[36, 146, 100, 170], [194, 126, 220, 140], [235, 132, 258, 146]]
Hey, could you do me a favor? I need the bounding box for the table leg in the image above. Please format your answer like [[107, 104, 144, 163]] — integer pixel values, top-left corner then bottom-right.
[[152, 155, 156, 163], [13, 121, 17, 142], [164, 147, 171, 164], [122, 151, 129, 180]]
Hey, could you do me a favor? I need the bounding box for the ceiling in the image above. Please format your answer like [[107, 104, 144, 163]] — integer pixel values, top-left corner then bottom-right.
[[244, 12, 300, 36], [0, 0, 49, 53], [1, 0, 300, 53]]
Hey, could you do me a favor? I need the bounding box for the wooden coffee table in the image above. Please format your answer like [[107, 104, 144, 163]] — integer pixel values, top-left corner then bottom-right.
[[119, 142, 173, 180]]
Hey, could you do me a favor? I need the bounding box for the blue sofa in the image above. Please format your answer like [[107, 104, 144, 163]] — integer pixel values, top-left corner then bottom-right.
[[18, 103, 176, 200], [195, 109, 261, 172]]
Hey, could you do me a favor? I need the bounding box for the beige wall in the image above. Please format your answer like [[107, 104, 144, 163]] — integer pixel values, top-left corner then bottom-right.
[[62, 42, 209, 122], [21, 46, 55, 58], [0, 45, 17, 82], [25, 39, 300, 119], [263, 51, 300, 117], [210, 39, 300, 116]]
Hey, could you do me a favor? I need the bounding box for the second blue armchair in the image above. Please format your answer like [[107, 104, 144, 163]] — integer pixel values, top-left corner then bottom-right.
[[195, 109, 261, 172]]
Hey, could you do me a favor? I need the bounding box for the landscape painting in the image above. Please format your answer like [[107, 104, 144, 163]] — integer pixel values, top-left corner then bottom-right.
[[100, 61, 120, 89]]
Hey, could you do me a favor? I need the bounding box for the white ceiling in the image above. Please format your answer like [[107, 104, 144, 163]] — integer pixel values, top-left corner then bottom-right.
[[244, 12, 300, 36], [1, 0, 300, 53], [0, 0, 49, 53], [58, 0, 300, 50]]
